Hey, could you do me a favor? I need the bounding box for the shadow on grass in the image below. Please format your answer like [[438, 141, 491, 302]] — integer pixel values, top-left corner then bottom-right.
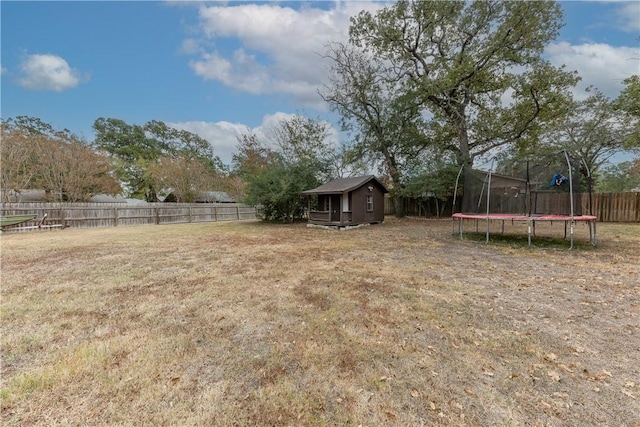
[[456, 231, 597, 250]]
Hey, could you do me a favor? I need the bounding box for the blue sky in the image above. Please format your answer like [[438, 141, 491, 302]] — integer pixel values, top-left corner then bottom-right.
[[2, 1, 639, 165]]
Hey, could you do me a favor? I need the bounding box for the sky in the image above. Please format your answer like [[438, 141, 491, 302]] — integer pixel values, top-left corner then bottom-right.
[[1, 1, 639, 166]]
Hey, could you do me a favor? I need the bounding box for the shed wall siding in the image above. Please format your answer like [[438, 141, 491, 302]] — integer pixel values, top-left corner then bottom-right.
[[373, 187, 385, 222], [351, 187, 366, 224], [350, 181, 385, 224], [304, 176, 387, 226]]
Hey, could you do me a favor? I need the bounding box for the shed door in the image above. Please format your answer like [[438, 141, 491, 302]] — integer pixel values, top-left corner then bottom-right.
[[331, 195, 341, 221]]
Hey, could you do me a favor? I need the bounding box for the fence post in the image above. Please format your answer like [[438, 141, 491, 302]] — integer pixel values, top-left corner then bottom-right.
[[155, 207, 160, 225], [236, 205, 240, 220], [214, 206, 218, 222], [114, 207, 118, 226], [189, 206, 192, 223]]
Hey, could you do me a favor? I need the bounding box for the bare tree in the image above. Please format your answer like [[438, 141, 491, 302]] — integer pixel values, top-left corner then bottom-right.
[[150, 155, 222, 203], [0, 125, 38, 201], [35, 135, 121, 202], [1, 117, 121, 202]]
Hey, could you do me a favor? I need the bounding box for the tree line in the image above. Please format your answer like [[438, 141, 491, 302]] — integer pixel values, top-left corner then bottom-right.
[[1, 116, 228, 203], [2, 0, 639, 219]]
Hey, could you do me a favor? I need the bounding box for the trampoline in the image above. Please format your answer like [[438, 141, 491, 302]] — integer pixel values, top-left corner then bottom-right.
[[452, 213, 597, 247], [452, 151, 597, 248]]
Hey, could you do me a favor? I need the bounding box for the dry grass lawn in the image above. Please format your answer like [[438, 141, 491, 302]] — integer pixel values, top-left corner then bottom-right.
[[1, 218, 639, 426]]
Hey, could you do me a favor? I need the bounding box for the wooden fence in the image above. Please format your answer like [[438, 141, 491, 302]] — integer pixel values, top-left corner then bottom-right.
[[587, 192, 640, 222], [385, 192, 640, 222], [0, 202, 258, 232]]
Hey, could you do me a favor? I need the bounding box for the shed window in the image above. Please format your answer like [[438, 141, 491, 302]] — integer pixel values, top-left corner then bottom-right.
[[323, 197, 330, 211], [366, 195, 373, 212]]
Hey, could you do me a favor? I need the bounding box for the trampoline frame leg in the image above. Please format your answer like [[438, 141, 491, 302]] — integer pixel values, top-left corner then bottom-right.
[[569, 220, 575, 250]]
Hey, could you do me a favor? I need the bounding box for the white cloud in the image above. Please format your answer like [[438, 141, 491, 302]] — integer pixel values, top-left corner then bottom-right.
[[179, 38, 202, 55], [167, 120, 249, 166], [183, 2, 639, 123], [614, 2, 640, 33], [18, 53, 86, 92], [187, 2, 384, 109], [166, 114, 294, 166], [546, 42, 639, 99], [168, 112, 340, 166], [189, 49, 271, 95], [186, 2, 639, 110]]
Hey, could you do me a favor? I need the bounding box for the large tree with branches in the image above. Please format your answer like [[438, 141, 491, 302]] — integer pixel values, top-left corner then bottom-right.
[[93, 117, 224, 201], [343, 0, 579, 168], [321, 42, 433, 217]]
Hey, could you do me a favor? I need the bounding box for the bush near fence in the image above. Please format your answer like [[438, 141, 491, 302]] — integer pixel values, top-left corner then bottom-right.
[[385, 193, 640, 222], [0, 202, 258, 232]]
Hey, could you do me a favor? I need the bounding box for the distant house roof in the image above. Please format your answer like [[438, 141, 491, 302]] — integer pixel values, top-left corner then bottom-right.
[[1, 190, 146, 204], [1, 189, 47, 202], [196, 191, 235, 203], [476, 171, 528, 183], [302, 175, 389, 195], [124, 198, 148, 205], [89, 194, 127, 203], [160, 191, 234, 203]]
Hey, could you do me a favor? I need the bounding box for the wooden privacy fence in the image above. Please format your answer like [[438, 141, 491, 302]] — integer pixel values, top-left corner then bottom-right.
[[385, 193, 640, 222], [587, 192, 640, 222], [0, 202, 258, 232]]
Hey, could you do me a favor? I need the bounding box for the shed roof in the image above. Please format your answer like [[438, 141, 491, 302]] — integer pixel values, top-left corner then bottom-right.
[[301, 175, 388, 195]]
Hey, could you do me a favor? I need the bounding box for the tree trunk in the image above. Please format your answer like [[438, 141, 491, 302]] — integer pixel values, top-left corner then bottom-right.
[[457, 109, 473, 169], [383, 150, 406, 218], [393, 191, 405, 218]]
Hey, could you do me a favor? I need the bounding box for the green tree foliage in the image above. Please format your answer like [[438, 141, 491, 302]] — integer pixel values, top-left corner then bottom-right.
[[244, 162, 320, 222], [268, 115, 337, 182], [144, 120, 226, 172], [1, 117, 121, 202], [614, 75, 640, 118], [542, 88, 638, 180], [595, 160, 640, 193], [401, 153, 461, 217], [5, 115, 74, 140], [231, 132, 278, 177], [496, 85, 640, 188], [235, 116, 338, 222], [613, 75, 640, 148], [321, 42, 432, 217], [93, 118, 224, 201], [344, 0, 578, 168], [402, 156, 460, 200], [92, 118, 156, 200]]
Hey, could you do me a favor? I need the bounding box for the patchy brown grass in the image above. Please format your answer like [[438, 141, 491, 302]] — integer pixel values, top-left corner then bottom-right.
[[1, 218, 639, 426]]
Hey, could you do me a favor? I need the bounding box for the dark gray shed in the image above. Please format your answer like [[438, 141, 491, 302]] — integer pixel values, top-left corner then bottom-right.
[[301, 175, 388, 227]]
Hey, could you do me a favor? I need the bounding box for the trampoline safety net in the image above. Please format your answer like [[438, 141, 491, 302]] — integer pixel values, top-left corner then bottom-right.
[[460, 153, 588, 216]]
